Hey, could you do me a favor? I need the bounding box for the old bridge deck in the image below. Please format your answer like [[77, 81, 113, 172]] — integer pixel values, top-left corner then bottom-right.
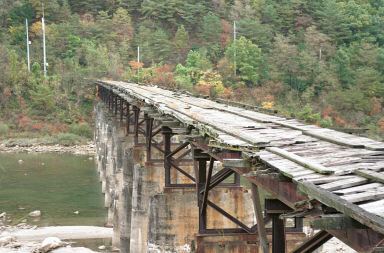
[[96, 80, 384, 252]]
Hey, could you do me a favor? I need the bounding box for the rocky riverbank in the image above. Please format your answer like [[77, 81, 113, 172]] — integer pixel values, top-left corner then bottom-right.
[[0, 142, 95, 155], [0, 225, 113, 253]]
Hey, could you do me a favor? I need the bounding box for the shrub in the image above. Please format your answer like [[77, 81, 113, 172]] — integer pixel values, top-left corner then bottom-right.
[[4, 138, 36, 147], [318, 117, 333, 128], [57, 133, 87, 146], [68, 123, 93, 139], [0, 122, 9, 136]]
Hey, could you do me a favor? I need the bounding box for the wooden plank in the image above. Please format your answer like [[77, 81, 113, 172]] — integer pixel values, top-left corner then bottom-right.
[[306, 176, 356, 185], [354, 169, 384, 184], [298, 181, 384, 235], [319, 177, 368, 191], [359, 199, 384, 211], [333, 183, 383, 195], [266, 147, 334, 174], [341, 187, 384, 203], [303, 129, 365, 149]]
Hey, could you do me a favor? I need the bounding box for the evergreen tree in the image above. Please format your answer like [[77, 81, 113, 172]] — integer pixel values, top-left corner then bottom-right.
[[201, 12, 222, 61], [225, 37, 263, 86], [315, 0, 352, 44], [173, 25, 189, 62]]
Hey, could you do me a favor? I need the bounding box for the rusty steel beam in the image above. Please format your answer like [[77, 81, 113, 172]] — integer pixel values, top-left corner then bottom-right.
[[271, 213, 286, 253], [163, 126, 172, 187], [251, 183, 269, 253], [246, 175, 308, 210], [200, 157, 214, 216], [292, 230, 333, 253]]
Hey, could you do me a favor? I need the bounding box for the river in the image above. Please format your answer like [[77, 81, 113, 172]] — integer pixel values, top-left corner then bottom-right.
[[0, 153, 106, 227]]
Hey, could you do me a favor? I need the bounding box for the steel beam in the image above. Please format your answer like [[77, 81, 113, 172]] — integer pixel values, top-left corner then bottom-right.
[[292, 230, 333, 253], [162, 126, 172, 187]]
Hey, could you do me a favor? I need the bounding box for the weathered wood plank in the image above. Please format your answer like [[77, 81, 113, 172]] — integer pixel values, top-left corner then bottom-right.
[[306, 176, 356, 185], [298, 181, 384, 235], [319, 177, 368, 191], [341, 187, 384, 203], [354, 169, 384, 184], [333, 183, 383, 195], [266, 147, 334, 174]]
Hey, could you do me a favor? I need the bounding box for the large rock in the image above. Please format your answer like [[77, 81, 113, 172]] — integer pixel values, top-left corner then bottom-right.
[[40, 237, 62, 253], [0, 236, 13, 246], [51, 247, 98, 253], [29, 211, 41, 217]]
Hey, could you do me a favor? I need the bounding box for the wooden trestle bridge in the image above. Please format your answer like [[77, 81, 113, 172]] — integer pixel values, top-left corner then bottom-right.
[[96, 80, 384, 253]]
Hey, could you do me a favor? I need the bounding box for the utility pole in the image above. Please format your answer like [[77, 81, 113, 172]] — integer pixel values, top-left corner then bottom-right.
[[137, 46, 140, 83], [26, 19, 30, 72], [42, 4, 47, 77], [319, 48, 322, 61], [233, 21, 237, 78]]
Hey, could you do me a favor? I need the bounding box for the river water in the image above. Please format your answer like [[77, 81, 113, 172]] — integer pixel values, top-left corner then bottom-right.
[[0, 153, 106, 227]]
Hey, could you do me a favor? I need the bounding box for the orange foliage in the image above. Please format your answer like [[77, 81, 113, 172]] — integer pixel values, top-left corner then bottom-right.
[[129, 60, 144, 70], [152, 64, 176, 88], [195, 82, 211, 96], [220, 19, 232, 49], [43, 122, 68, 135], [334, 117, 347, 126], [252, 81, 285, 104], [221, 87, 233, 99], [17, 115, 32, 130], [379, 120, 384, 131], [32, 122, 43, 131], [370, 97, 383, 116], [322, 105, 338, 119]]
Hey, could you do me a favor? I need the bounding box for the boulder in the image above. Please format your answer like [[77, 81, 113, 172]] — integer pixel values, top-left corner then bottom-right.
[[29, 210, 41, 217], [40, 237, 63, 253], [0, 236, 13, 246]]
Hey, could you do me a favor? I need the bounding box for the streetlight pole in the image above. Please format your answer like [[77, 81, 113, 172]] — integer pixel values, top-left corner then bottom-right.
[[26, 19, 30, 72], [42, 5, 47, 77]]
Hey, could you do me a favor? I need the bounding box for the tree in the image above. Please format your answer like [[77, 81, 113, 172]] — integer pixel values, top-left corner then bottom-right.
[[201, 12, 222, 61], [173, 25, 189, 62], [225, 37, 263, 86], [315, 0, 352, 44], [178, 1, 208, 31], [141, 0, 182, 26], [237, 18, 274, 50]]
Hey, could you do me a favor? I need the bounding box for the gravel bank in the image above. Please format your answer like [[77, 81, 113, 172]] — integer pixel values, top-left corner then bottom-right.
[[0, 142, 95, 155]]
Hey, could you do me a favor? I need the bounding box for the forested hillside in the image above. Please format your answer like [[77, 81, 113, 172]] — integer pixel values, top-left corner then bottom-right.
[[1, 0, 384, 141]]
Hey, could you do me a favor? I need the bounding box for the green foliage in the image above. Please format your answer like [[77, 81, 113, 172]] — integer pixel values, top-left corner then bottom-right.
[[1, 0, 384, 141], [57, 133, 88, 146], [201, 12, 222, 61], [0, 122, 9, 136], [226, 37, 263, 86], [68, 123, 93, 139], [29, 84, 55, 115]]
